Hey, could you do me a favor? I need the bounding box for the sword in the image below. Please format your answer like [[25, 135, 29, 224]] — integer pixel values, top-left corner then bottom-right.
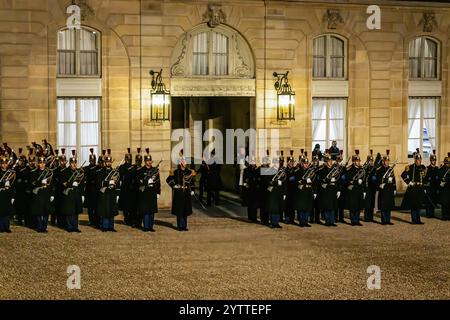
[[192, 192, 207, 210]]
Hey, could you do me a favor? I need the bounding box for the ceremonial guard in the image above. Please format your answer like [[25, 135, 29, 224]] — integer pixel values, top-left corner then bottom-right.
[[242, 155, 260, 223], [266, 154, 286, 228], [197, 158, 208, 204], [317, 151, 340, 226], [295, 151, 316, 227], [96, 150, 120, 232], [258, 150, 271, 226], [136, 149, 161, 232], [128, 148, 143, 227], [0, 153, 15, 233], [363, 150, 378, 222], [23, 148, 36, 227], [166, 151, 195, 231], [424, 150, 440, 218], [311, 153, 322, 224], [83, 148, 98, 227], [58, 151, 84, 232], [401, 148, 426, 224], [284, 151, 297, 224], [206, 149, 221, 206], [29, 155, 55, 232], [118, 148, 134, 225], [14, 148, 28, 226], [336, 150, 347, 223], [345, 150, 365, 226], [376, 150, 396, 225], [438, 153, 450, 220], [53, 149, 67, 228]]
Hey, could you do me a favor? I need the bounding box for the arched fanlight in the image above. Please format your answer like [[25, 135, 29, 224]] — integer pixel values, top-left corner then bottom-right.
[[149, 69, 171, 122], [273, 71, 295, 121]]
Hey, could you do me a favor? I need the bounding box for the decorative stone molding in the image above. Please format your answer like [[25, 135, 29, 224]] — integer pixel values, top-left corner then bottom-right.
[[57, 78, 102, 97], [171, 78, 255, 97], [418, 12, 437, 33], [202, 3, 226, 28], [324, 9, 344, 29], [312, 80, 349, 98], [171, 34, 188, 77], [408, 81, 442, 97], [72, 0, 94, 21]]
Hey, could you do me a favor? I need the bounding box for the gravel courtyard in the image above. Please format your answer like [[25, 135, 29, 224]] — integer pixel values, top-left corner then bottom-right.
[[0, 203, 449, 300]]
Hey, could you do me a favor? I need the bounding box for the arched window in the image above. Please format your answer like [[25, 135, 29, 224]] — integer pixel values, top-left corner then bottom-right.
[[57, 27, 100, 77], [409, 37, 439, 80], [192, 31, 229, 76], [313, 34, 346, 79]]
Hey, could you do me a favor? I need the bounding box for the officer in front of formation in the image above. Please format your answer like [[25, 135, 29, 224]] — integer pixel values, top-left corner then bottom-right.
[[345, 150, 365, 226], [83, 148, 98, 227], [317, 151, 339, 226], [439, 153, 450, 220], [166, 151, 195, 231], [136, 149, 161, 232], [29, 155, 55, 233], [58, 151, 84, 232], [96, 151, 120, 232], [376, 150, 396, 225], [0, 154, 15, 233], [242, 155, 260, 223], [424, 150, 440, 218], [401, 148, 426, 224]]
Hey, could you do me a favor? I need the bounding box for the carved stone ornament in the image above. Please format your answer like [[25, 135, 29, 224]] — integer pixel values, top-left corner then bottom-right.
[[69, 0, 94, 21], [324, 9, 343, 30], [202, 4, 226, 28], [233, 36, 251, 78], [419, 11, 438, 33], [171, 34, 188, 76]]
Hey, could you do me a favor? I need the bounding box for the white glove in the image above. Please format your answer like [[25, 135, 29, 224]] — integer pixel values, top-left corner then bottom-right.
[[116, 196, 119, 203], [283, 195, 286, 200], [82, 196, 85, 203], [307, 178, 312, 184], [148, 178, 154, 184], [336, 191, 341, 199], [72, 181, 78, 187], [42, 179, 48, 185], [424, 189, 427, 194], [109, 180, 115, 185], [358, 179, 363, 185], [363, 192, 366, 199], [441, 182, 446, 188], [388, 177, 393, 183], [278, 180, 282, 186], [50, 196, 54, 202], [157, 194, 160, 199], [331, 178, 336, 183], [380, 183, 385, 190], [394, 190, 397, 196], [409, 182, 414, 186], [243, 183, 249, 188], [11, 198, 15, 204], [190, 191, 194, 196], [313, 194, 317, 199], [5, 181, 10, 187]]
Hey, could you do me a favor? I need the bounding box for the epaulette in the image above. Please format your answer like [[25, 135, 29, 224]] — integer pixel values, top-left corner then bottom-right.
[[30, 168, 37, 173], [376, 166, 382, 171]]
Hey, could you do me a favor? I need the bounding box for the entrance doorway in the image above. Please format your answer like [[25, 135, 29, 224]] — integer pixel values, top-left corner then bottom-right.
[[171, 97, 253, 193]]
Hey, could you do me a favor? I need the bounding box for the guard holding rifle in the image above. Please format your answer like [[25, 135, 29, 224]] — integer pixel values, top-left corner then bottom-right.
[[118, 148, 134, 225], [345, 150, 365, 226], [166, 151, 195, 231], [96, 150, 121, 232], [242, 155, 260, 223], [424, 150, 440, 218], [0, 153, 15, 233], [29, 155, 55, 233], [284, 150, 297, 224], [58, 151, 84, 232], [14, 148, 28, 226], [83, 148, 98, 227], [364, 150, 378, 222], [295, 151, 316, 227], [376, 150, 396, 225], [401, 148, 426, 224], [136, 149, 161, 232], [265, 153, 286, 229], [439, 153, 450, 220]]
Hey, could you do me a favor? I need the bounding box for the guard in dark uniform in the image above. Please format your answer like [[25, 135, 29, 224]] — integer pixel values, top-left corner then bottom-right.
[[118, 148, 133, 225], [166, 152, 195, 231], [295, 152, 316, 227], [317, 151, 339, 226], [53, 149, 67, 228], [345, 150, 365, 226], [424, 150, 440, 218], [136, 149, 161, 232], [13, 148, 28, 226], [23, 148, 36, 228], [129, 148, 143, 228], [336, 150, 347, 223], [242, 155, 260, 223], [0, 154, 15, 233], [197, 158, 208, 204], [284, 151, 297, 224], [401, 148, 426, 224], [376, 150, 396, 225], [96, 151, 120, 232], [83, 148, 98, 227], [311, 153, 322, 224], [438, 153, 450, 220], [258, 150, 271, 226], [29, 155, 55, 232], [363, 150, 378, 222], [206, 149, 221, 206], [59, 151, 84, 232], [266, 154, 286, 228]]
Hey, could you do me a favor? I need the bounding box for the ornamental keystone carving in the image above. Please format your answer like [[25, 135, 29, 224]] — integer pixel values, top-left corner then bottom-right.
[[202, 4, 226, 28], [70, 0, 94, 21], [419, 11, 437, 32], [324, 9, 343, 29]]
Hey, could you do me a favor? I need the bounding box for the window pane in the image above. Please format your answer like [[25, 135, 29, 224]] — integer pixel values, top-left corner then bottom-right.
[[80, 29, 97, 51], [312, 100, 327, 119], [57, 29, 76, 50], [408, 118, 421, 139], [58, 99, 76, 122], [409, 38, 422, 78], [312, 120, 326, 141], [313, 36, 326, 78], [423, 98, 437, 118], [80, 123, 99, 145], [80, 99, 99, 121], [58, 123, 76, 146], [409, 58, 420, 78], [329, 100, 345, 119], [329, 119, 344, 140], [212, 32, 228, 76], [192, 32, 208, 75], [330, 57, 344, 78], [408, 139, 420, 157]]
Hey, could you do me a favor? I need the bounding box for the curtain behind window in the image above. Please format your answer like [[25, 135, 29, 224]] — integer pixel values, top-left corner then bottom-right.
[[330, 37, 344, 78], [57, 29, 76, 75], [79, 29, 98, 75], [212, 32, 228, 76], [423, 39, 437, 79], [313, 36, 326, 78], [192, 32, 208, 75]]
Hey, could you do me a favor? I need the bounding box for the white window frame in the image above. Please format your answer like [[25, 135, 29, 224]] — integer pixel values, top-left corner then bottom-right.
[[57, 98, 101, 163], [57, 26, 102, 78], [311, 98, 347, 156], [408, 36, 440, 81], [407, 97, 439, 161], [191, 30, 229, 77], [312, 34, 347, 80]]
